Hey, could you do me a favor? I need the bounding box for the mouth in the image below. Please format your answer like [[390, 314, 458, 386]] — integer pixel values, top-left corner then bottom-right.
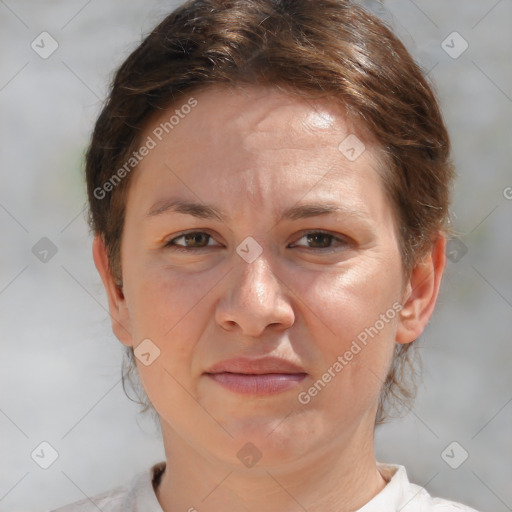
[[204, 356, 307, 395]]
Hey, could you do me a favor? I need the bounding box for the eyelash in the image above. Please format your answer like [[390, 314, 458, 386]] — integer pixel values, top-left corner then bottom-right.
[[163, 230, 350, 253]]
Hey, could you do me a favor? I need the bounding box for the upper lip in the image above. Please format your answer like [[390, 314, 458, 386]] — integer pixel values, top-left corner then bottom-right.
[[205, 356, 306, 375]]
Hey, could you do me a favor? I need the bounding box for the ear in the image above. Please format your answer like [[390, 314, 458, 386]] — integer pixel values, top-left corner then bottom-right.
[[396, 234, 446, 344], [92, 235, 134, 347]]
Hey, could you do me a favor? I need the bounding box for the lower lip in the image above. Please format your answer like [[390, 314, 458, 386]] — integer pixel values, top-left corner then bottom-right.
[[205, 372, 307, 395]]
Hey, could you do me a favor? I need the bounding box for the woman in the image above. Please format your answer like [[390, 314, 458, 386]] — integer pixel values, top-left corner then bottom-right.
[[53, 0, 479, 510]]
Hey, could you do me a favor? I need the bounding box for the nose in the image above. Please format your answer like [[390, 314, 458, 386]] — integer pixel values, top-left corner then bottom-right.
[[215, 253, 295, 337]]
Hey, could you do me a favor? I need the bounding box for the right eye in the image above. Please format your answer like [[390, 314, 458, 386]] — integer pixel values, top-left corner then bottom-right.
[[163, 231, 222, 252]]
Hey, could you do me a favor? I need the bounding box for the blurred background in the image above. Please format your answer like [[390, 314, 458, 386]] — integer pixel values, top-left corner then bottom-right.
[[0, 1, 511, 511]]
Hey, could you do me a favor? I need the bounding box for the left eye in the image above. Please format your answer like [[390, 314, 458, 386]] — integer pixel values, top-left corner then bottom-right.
[[290, 231, 348, 250]]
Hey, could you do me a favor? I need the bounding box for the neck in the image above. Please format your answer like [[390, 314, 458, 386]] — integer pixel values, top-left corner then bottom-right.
[[156, 419, 387, 512]]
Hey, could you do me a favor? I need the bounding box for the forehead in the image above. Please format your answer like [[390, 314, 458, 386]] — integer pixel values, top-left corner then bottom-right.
[[159, 85, 362, 152], [126, 85, 388, 222]]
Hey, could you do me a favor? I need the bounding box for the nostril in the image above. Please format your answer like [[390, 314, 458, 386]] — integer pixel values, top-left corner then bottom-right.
[[221, 320, 238, 331]]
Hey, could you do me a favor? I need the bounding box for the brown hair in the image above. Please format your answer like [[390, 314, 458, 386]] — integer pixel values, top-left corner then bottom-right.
[[85, 0, 454, 424]]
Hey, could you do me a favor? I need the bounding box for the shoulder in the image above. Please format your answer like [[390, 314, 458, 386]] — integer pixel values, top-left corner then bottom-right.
[[49, 461, 165, 512], [403, 483, 480, 511], [403, 482, 480, 511], [375, 463, 480, 512], [49, 485, 128, 512]]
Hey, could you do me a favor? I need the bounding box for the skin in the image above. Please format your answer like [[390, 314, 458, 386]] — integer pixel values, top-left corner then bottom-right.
[[93, 85, 446, 512]]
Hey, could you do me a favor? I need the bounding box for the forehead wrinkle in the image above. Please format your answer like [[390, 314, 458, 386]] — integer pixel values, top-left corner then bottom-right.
[[142, 86, 387, 233]]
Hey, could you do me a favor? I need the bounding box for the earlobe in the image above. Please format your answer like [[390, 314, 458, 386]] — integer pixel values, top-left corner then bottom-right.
[[92, 235, 134, 347], [396, 234, 447, 345]]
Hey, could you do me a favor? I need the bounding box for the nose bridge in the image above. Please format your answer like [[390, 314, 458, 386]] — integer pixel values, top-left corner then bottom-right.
[[215, 247, 294, 335], [237, 253, 277, 306]]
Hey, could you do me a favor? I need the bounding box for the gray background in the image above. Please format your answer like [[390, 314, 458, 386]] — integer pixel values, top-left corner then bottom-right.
[[1, 1, 511, 511]]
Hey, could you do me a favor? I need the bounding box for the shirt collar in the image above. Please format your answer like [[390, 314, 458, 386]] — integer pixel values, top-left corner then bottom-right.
[[357, 463, 408, 511], [124, 461, 408, 512], [121, 461, 166, 511]]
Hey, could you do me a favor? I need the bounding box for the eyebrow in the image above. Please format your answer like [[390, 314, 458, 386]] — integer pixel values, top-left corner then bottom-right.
[[146, 198, 369, 223]]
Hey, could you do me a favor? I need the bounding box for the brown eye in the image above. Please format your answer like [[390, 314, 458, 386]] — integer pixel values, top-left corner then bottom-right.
[[305, 232, 334, 248], [165, 231, 220, 251], [291, 231, 349, 251]]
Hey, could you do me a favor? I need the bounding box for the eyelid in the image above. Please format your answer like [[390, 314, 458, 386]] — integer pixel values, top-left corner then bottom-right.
[[294, 228, 349, 240], [289, 230, 352, 249], [164, 230, 222, 248], [164, 229, 352, 253]]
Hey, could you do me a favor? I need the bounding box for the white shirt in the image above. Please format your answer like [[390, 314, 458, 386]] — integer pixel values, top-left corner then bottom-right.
[[50, 461, 479, 512]]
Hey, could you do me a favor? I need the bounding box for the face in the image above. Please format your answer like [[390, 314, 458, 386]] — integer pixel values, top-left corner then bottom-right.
[[95, 85, 443, 471]]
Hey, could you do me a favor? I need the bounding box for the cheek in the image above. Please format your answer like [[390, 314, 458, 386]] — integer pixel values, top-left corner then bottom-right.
[[129, 278, 207, 416], [124, 269, 214, 402], [127, 262, 216, 337], [301, 258, 403, 343], [295, 259, 402, 404]]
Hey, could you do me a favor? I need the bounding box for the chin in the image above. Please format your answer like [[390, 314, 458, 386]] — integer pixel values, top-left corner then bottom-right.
[[216, 413, 321, 468]]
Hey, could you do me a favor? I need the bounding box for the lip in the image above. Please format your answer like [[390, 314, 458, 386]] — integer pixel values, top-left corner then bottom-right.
[[204, 356, 307, 395]]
